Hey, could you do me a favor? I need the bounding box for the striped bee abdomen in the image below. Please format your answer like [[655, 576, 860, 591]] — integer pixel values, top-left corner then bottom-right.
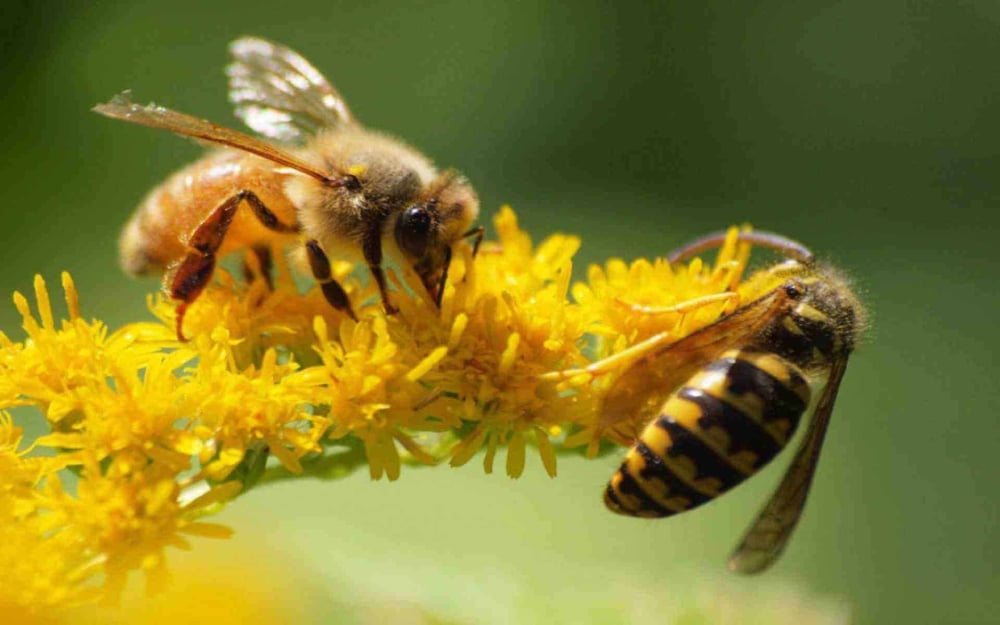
[[605, 348, 812, 518]]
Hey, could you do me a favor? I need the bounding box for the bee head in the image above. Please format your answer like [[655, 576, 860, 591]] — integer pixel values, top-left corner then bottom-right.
[[396, 202, 435, 259], [395, 173, 479, 297]]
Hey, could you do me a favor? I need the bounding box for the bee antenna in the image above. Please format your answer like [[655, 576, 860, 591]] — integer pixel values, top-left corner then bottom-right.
[[667, 230, 815, 265]]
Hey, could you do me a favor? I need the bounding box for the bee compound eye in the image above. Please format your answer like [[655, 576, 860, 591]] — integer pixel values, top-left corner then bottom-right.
[[396, 205, 433, 258], [340, 174, 362, 192]]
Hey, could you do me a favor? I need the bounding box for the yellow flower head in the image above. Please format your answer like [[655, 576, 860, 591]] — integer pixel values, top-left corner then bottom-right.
[[284, 314, 446, 480], [147, 255, 357, 366], [0, 209, 779, 608], [423, 208, 592, 478], [184, 336, 325, 480], [559, 225, 755, 449], [0, 274, 172, 424]]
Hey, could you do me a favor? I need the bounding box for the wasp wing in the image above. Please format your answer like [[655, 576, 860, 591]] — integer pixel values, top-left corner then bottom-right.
[[600, 284, 797, 439], [227, 36, 354, 144], [93, 91, 332, 184], [726, 354, 850, 574]]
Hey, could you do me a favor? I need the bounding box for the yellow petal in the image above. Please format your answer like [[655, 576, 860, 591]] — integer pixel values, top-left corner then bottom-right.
[[498, 333, 521, 378], [406, 346, 447, 383], [35, 432, 87, 449], [450, 423, 487, 467], [61, 271, 80, 320], [180, 521, 235, 539], [506, 429, 526, 478], [185, 481, 242, 510], [267, 438, 303, 474], [33, 274, 54, 331], [534, 428, 557, 478]]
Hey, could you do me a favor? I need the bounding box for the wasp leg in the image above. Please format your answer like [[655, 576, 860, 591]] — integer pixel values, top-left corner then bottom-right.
[[362, 225, 398, 315], [171, 190, 298, 341], [613, 292, 738, 316], [538, 331, 674, 382], [539, 290, 746, 382], [306, 239, 358, 321]]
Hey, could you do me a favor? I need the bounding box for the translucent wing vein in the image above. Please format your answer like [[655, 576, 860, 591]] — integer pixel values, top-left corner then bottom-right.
[[92, 91, 332, 183], [726, 355, 849, 574], [227, 36, 353, 143]]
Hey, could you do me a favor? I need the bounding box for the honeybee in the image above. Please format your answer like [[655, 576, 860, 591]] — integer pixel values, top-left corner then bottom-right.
[[94, 36, 482, 338], [601, 231, 865, 574]]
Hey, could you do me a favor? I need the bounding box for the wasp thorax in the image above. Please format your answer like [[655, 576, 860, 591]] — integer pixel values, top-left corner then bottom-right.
[[756, 268, 864, 370]]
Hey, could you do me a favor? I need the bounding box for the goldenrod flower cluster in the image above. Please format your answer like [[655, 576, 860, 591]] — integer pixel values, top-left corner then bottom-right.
[[0, 208, 760, 610]]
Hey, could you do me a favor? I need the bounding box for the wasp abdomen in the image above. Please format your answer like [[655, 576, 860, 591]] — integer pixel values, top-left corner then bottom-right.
[[605, 349, 812, 518]]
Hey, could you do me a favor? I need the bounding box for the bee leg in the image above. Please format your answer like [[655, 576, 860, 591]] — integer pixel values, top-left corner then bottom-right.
[[362, 226, 398, 315], [462, 225, 485, 258], [306, 240, 358, 321], [242, 245, 274, 290], [171, 190, 298, 340], [434, 225, 484, 305], [434, 246, 453, 307]]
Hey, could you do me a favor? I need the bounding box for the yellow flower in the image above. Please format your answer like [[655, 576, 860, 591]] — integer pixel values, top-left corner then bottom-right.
[[0, 274, 172, 424], [186, 334, 328, 480], [0, 411, 44, 503], [0, 275, 239, 609], [426, 208, 592, 477], [0, 411, 98, 610], [558, 225, 754, 450], [286, 315, 445, 481], [147, 256, 358, 367], [33, 349, 198, 469], [0, 208, 778, 608], [44, 452, 237, 600]]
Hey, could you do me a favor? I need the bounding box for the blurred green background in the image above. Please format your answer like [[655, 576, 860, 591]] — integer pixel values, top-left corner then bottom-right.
[[2, 1, 999, 623]]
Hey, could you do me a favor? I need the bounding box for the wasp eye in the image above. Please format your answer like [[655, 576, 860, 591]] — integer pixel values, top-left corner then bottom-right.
[[396, 205, 433, 258], [784, 280, 806, 300]]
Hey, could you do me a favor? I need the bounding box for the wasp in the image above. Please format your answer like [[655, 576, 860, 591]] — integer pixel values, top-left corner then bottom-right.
[[601, 230, 865, 573]]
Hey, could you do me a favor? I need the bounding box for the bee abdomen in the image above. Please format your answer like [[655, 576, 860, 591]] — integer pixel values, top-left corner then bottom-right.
[[119, 208, 166, 275], [605, 349, 812, 518]]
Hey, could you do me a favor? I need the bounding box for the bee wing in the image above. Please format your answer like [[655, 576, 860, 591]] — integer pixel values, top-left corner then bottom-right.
[[601, 285, 797, 434], [93, 91, 332, 184], [227, 36, 354, 144], [727, 354, 850, 574]]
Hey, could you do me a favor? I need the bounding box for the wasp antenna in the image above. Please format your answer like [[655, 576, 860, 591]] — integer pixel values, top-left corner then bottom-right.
[[668, 230, 815, 265]]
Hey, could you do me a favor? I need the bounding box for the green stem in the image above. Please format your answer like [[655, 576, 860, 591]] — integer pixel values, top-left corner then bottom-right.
[[246, 426, 621, 492], [254, 443, 369, 488]]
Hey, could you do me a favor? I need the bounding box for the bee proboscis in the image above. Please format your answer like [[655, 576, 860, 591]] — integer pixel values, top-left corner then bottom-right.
[[601, 230, 864, 574], [94, 36, 482, 339]]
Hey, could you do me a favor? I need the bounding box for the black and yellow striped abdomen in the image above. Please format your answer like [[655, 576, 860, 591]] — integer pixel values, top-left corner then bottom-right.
[[605, 348, 812, 518]]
